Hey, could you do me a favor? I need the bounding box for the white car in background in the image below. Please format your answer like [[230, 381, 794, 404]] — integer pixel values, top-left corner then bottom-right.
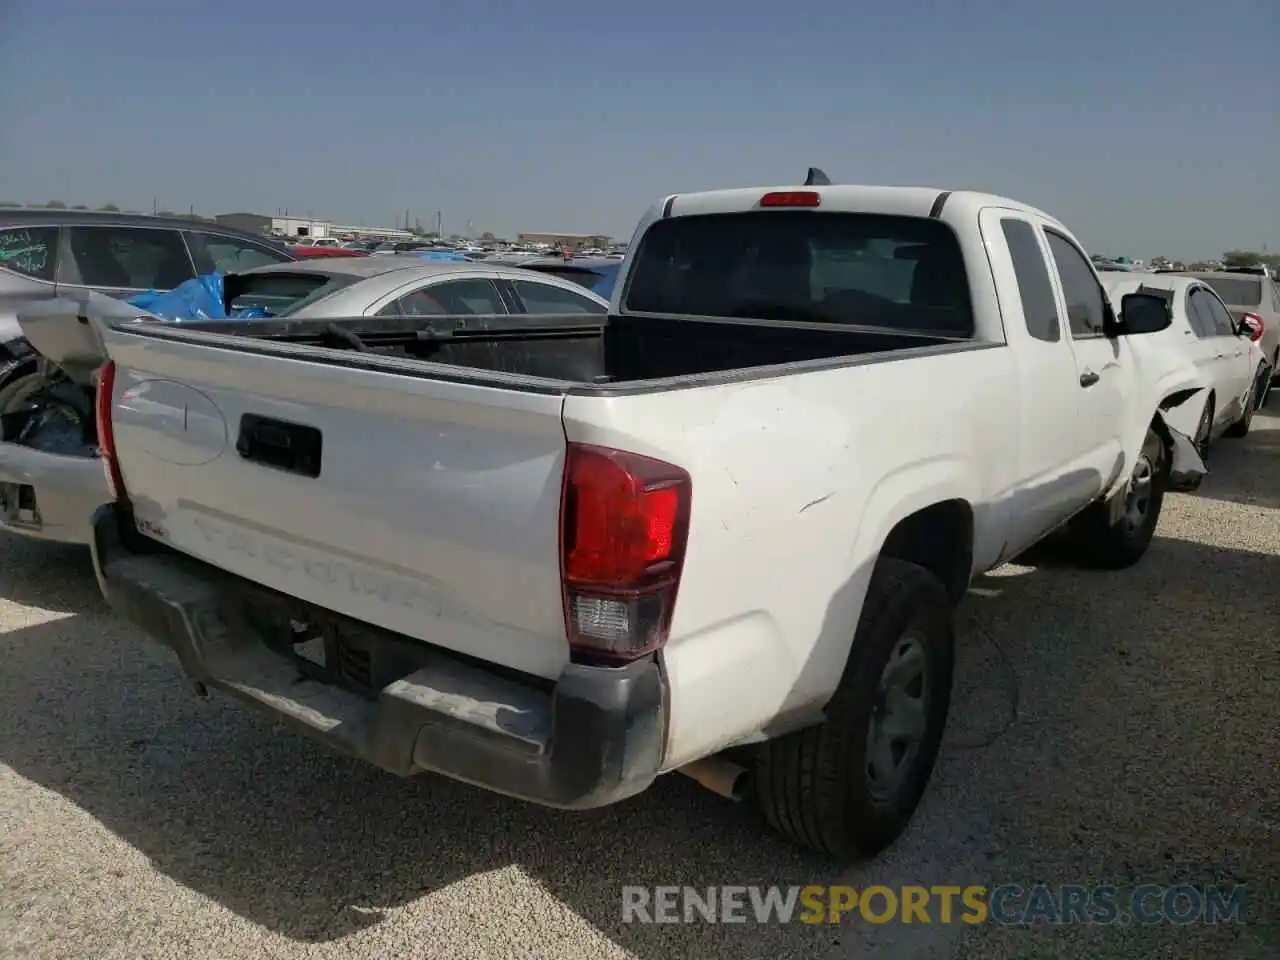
[[1100, 272, 1265, 458]]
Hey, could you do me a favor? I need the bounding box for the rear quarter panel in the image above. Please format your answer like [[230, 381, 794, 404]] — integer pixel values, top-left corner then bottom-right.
[[563, 345, 1018, 768]]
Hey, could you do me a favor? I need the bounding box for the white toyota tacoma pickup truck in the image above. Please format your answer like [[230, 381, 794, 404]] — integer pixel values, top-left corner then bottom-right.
[[87, 178, 1207, 860]]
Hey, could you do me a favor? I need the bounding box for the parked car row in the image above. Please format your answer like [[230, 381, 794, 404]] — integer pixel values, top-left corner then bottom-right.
[[0, 211, 611, 542], [0, 175, 1264, 866], [1158, 266, 1280, 384], [1098, 272, 1271, 456]]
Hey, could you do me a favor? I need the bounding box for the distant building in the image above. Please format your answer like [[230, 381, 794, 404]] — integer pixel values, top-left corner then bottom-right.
[[213, 212, 272, 235], [517, 231, 611, 251], [213, 212, 412, 242]]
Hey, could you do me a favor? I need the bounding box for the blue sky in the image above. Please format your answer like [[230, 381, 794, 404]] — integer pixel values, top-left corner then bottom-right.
[[0, 0, 1275, 259]]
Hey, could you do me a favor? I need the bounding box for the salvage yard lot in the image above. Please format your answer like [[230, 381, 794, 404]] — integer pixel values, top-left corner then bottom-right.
[[1, 415, 1277, 960]]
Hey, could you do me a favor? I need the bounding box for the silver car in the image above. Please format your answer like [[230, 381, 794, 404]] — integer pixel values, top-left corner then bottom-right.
[[229, 257, 609, 320], [0, 257, 607, 544], [0, 210, 296, 416]]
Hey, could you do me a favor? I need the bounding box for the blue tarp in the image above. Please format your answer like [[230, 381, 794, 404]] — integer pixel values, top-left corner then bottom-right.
[[413, 251, 469, 261], [587, 262, 621, 298], [127, 272, 270, 322]]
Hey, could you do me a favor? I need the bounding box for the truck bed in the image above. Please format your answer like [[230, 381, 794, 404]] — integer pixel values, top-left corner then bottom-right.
[[94, 307, 977, 684], [169, 311, 965, 386]]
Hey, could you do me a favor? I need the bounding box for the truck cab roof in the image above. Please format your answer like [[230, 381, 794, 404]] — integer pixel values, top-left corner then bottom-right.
[[659, 184, 1066, 234]]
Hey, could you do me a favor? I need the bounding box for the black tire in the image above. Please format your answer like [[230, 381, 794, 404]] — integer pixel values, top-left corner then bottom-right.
[[1224, 372, 1259, 438], [754, 558, 955, 860], [1070, 424, 1166, 570]]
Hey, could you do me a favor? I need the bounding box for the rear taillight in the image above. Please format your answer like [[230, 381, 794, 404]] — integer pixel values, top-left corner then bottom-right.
[[1243, 312, 1265, 343], [560, 443, 691, 662], [94, 360, 126, 500]]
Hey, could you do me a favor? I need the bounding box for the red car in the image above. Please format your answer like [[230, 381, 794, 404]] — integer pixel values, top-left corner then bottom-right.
[[288, 244, 370, 259]]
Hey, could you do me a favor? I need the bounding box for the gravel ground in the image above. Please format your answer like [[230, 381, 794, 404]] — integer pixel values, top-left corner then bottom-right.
[[1, 409, 1277, 960]]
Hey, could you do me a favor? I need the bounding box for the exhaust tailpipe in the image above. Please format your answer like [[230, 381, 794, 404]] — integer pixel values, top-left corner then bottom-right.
[[679, 757, 751, 801]]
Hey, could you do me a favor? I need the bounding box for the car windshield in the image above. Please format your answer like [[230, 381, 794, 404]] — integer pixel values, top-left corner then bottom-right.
[[1198, 277, 1262, 307], [624, 211, 973, 336]]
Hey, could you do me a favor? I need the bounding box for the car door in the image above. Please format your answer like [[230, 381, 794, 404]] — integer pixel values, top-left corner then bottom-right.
[[184, 230, 294, 274], [374, 276, 508, 316], [1184, 287, 1236, 425], [976, 211, 1094, 555], [57, 224, 197, 300], [1200, 287, 1252, 417], [1177, 285, 1228, 409], [1041, 227, 1130, 495], [505, 277, 608, 315]]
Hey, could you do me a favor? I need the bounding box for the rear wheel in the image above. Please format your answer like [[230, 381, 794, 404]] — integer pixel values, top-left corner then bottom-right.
[[1070, 425, 1166, 570], [754, 559, 954, 860], [0, 361, 45, 444], [0, 360, 41, 415]]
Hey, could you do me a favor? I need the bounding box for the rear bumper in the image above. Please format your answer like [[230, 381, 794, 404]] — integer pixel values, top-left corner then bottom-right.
[[0, 443, 106, 543], [90, 503, 667, 809]]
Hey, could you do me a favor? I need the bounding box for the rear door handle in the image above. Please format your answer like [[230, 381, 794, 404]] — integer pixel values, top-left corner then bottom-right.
[[1079, 370, 1100, 387]]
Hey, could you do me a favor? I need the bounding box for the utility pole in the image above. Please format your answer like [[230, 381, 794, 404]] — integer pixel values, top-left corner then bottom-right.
[[436, 209, 442, 237]]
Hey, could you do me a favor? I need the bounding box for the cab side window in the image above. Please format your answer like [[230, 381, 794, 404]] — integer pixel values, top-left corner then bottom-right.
[[187, 231, 292, 274], [1201, 289, 1237, 337], [62, 226, 195, 290], [1044, 231, 1106, 338], [381, 279, 507, 316], [1001, 218, 1060, 342], [511, 279, 606, 315], [1185, 288, 1216, 338]]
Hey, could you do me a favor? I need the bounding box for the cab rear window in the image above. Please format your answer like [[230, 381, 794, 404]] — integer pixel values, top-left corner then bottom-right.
[[224, 271, 358, 316], [624, 211, 973, 336]]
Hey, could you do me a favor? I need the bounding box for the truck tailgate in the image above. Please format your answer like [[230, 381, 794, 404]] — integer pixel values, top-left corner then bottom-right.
[[101, 326, 572, 680]]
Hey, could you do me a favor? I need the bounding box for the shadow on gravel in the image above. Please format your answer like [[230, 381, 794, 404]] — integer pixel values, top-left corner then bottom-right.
[[1, 528, 1276, 959], [0, 536, 100, 614]]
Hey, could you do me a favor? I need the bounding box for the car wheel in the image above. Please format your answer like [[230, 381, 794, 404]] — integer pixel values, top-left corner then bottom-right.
[[0, 360, 44, 440], [1070, 425, 1166, 570], [754, 558, 954, 860]]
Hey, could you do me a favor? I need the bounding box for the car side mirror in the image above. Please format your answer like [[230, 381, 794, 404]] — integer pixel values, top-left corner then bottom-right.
[[1117, 292, 1172, 335], [1237, 314, 1264, 341]]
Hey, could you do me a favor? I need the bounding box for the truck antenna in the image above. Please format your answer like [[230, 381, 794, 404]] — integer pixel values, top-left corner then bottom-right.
[[803, 167, 832, 186]]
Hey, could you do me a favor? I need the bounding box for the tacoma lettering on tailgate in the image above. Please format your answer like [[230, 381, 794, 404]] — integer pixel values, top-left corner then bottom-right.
[[189, 514, 443, 615]]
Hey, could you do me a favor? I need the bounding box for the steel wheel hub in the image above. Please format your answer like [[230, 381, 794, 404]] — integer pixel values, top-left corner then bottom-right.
[[866, 633, 929, 797], [1123, 432, 1163, 530]]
